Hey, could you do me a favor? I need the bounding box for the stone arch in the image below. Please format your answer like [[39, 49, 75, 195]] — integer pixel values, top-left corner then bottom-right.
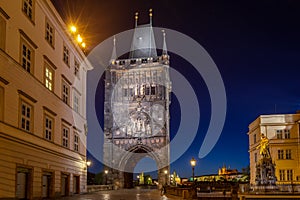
[[117, 144, 168, 188]]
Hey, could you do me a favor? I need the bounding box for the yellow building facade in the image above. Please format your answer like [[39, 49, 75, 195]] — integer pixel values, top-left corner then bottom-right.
[[248, 113, 300, 188], [0, 0, 91, 199]]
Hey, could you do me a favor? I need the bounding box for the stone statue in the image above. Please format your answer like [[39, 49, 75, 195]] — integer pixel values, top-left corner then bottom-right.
[[257, 134, 270, 158]]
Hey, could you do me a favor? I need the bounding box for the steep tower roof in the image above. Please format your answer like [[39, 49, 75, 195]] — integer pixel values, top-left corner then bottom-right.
[[129, 10, 157, 59]]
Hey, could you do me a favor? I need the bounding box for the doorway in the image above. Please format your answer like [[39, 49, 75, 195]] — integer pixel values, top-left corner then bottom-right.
[[16, 167, 32, 200]]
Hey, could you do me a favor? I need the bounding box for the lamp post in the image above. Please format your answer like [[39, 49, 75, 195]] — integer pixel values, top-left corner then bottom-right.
[[190, 157, 196, 182], [164, 170, 168, 185], [104, 170, 108, 185], [137, 175, 140, 185]]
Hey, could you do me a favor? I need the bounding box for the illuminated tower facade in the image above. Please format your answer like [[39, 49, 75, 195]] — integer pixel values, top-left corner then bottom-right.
[[103, 10, 171, 188]]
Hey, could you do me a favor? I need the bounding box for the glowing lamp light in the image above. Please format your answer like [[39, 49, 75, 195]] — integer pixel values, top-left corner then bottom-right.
[[70, 25, 77, 33], [104, 170, 108, 174], [77, 34, 83, 43], [86, 161, 91, 167], [164, 170, 168, 174], [190, 157, 196, 167], [81, 42, 86, 48]]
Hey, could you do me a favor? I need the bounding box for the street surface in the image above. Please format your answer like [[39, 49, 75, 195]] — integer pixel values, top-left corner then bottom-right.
[[56, 188, 182, 200]]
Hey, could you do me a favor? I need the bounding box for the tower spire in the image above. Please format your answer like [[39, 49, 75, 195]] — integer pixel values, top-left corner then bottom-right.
[[162, 30, 168, 55], [149, 8, 153, 25], [110, 36, 117, 64], [135, 12, 138, 27]]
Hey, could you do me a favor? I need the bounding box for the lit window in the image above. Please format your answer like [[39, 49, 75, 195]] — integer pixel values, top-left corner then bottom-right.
[[21, 41, 34, 73], [20, 100, 32, 132], [45, 64, 54, 91], [63, 45, 69, 65], [74, 133, 79, 152], [45, 115, 53, 141], [62, 79, 70, 105], [276, 130, 283, 139], [22, 0, 34, 21], [279, 170, 285, 181], [287, 169, 293, 181], [45, 19, 54, 46], [286, 149, 292, 159], [284, 129, 290, 139], [278, 150, 284, 160], [62, 126, 69, 148], [73, 92, 80, 113]]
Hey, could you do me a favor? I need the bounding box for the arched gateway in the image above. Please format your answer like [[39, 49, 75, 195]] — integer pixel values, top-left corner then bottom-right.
[[103, 11, 171, 188]]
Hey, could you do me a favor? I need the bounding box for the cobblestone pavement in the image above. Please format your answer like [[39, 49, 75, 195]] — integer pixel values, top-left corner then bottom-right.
[[55, 189, 183, 200]]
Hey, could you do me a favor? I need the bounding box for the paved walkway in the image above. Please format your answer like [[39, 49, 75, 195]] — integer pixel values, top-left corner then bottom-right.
[[55, 189, 183, 200]]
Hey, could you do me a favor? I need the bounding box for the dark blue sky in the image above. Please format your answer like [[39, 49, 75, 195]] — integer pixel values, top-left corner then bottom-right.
[[52, 0, 300, 177]]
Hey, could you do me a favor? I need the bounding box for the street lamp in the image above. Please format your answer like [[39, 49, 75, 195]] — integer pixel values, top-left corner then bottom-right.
[[164, 170, 168, 185], [190, 157, 196, 182], [104, 170, 108, 185], [86, 160, 91, 168]]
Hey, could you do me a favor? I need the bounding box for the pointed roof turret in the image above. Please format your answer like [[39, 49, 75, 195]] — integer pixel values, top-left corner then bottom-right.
[[162, 30, 168, 55], [110, 36, 117, 64], [129, 10, 157, 59]]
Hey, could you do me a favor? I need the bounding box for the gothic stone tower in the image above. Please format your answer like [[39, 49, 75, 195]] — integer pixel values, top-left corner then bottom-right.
[[103, 11, 171, 188]]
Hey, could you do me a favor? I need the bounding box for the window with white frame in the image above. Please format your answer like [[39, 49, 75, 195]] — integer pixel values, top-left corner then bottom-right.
[[21, 39, 34, 73], [62, 79, 70, 105], [284, 129, 290, 139], [286, 149, 292, 159], [22, 0, 34, 21], [62, 126, 69, 148], [63, 45, 69, 66], [279, 170, 285, 181], [287, 169, 293, 181], [73, 91, 80, 113], [20, 100, 33, 132], [74, 60, 80, 77], [74, 132, 79, 152], [45, 19, 54, 46], [45, 63, 54, 91], [278, 149, 284, 160], [276, 130, 283, 139], [44, 114, 53, 141]]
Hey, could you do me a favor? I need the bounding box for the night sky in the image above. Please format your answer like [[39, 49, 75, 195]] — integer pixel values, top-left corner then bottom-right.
[[52, 0, 300, 178]]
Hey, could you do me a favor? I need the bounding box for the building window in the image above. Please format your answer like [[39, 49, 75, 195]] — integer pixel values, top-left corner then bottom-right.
[[45, 19, 54, 46], [253, 134, 256, 144], [254, 153, 257, 163], [276, 130, 283, 139], [284, 129, 290, 139], [279, 170, 285, 181], [20, 100, 33, 132], [287, 169, 293, 181], [44, 115, 53, 141], [286, 149, 292, 159], [73, 91, 80, 113], [62, 79, 70, 105], [74, 60, 80, 77], [21, 40, 34, 73], [22, 0, 34, 21], [45, 63, 54, 91], [63, 45, 69, 66], [62, 126, 69, 148], [278, 150, 284, 160], [151, 86, 156, 95], [74, 133, 79, 152]]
